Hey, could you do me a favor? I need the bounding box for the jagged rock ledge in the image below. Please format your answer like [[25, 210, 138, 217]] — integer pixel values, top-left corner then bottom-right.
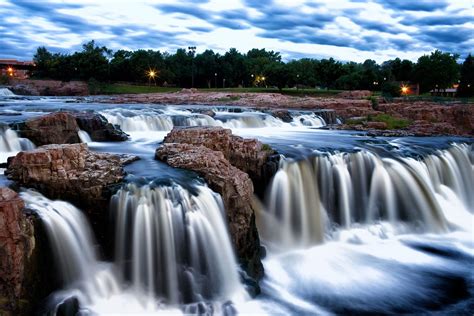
[[0, 187, 56, 315], [162, 126, 280, 197], [5, 144, 136, 247], [10, 111, 128, 145], [156, 126, 280, 281]]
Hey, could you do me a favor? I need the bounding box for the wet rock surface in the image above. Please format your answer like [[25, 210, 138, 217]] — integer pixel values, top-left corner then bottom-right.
[[11, 112, 80, 146], [156, 144, 263, 280], [72, 111, 129, 142], [5, 143, 127, 247], [162, 126, 279, 196], [0, 188, 34, 314]]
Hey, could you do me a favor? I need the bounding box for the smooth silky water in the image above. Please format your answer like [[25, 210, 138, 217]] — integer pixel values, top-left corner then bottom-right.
[[0, 94, 472, 315]]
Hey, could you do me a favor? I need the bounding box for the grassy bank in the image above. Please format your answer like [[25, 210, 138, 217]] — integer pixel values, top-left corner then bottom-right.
[[347, 114, 412, 129], [98, 84, 181, 94], [97, 83, 342, 96]]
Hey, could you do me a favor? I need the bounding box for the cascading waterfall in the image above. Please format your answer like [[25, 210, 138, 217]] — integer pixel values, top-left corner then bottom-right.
[[0, 127, 35, 163], [102, 112, 174, 131], [100, 109, 326, 133], [0, 88, 15, 97], [78, 130, 92, 143], [111, 183, 248, 306], [260, 143, 473, 248], [20, 190, 120, 307]]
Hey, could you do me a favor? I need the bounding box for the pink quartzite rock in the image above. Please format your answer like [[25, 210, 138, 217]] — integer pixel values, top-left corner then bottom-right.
[[0, 188, 34, 312]]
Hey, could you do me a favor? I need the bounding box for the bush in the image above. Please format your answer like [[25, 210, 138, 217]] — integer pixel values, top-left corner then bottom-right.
[[87, 77, 102, 95], [368, 114, 411, 129], [368, 96, 379, 110], [381, 81, 401, 97]]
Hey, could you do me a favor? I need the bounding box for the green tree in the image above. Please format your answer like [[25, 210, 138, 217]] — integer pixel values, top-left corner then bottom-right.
[[457, 54, 474, 97], [264, 63, 290, 91], [414, 50, 460, 93], [73, 40, 111, 81]]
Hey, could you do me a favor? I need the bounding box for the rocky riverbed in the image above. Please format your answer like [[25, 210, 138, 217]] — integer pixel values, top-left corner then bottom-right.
[[96, 91, 473, 136]]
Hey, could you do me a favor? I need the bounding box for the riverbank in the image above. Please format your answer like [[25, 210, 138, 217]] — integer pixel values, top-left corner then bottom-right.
[[95, 91, 473, 136]]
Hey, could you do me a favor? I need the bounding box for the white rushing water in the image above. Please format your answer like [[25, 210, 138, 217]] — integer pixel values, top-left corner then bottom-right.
[[0, 127, 35, 163], [22, 184, 249, 314], [111, 184, 248, 307], [100, 108, 326, 134], [78, 130, 92, 143], [20, 190, 121, 310], [0, 88, 15, 97], [259, 143, 473, 249]]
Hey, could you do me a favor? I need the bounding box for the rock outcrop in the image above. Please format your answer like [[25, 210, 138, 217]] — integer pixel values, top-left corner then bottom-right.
[[338, 90, 372, 99], [5, 143, 126, 249], [12, 112, 80, 146], [162, 126, 279, 196], [270, 109, 293, 123], [10, 79, 89, 96], [0, 188, 34, 314], [72, 112, 129, 141], [156, 143, 263, 279], [314, 109, 338, 125], [5, 144, 124, 208]]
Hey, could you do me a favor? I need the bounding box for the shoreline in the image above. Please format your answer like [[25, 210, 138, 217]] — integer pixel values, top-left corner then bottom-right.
[[92, 91, 473, 137]]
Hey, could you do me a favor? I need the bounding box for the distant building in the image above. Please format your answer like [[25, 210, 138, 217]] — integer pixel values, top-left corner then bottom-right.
[[0, 59, 35, 79], [430, 85, 457, 97]]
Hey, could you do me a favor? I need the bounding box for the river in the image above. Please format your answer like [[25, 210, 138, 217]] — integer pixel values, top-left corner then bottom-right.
[[1, 91, 473, 315]]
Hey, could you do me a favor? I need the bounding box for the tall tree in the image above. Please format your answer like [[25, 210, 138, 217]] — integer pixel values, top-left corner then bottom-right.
[[456, 54, 474, 97], [414, 50, 460, 93]]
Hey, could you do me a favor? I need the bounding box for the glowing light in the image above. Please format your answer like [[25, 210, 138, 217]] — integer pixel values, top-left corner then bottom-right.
[[148, 70, 156, 78], [7, 67, 13, 73], [401, 86, 409, 94]]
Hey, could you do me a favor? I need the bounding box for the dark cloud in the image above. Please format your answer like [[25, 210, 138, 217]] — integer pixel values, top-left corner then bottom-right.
[[374, 0, 449, 12], [0, 0, 471, 61], [155, 4, 212, 20], [403, 15, 472, 27], [188, 26, 214, 33]]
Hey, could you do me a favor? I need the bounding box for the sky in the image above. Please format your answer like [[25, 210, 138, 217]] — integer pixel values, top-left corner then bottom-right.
[[0, 0, 472, 63]]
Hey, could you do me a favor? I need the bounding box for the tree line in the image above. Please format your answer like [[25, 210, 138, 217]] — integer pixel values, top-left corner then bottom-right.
[[32, 40, 473, 96]]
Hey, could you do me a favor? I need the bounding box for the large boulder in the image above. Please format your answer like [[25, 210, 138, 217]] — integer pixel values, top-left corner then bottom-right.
[[314, 109, 338, 125], [72, 112, 129, 142], [0, 188, 34, 314], [156, 143, 263, 279], [12, 112, 80, 146], [270, 109, 293, 123], [162, 126, 279, 196], [5, 144, 127, 247]]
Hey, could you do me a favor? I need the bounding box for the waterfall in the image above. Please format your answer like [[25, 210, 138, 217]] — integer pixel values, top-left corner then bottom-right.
[[111, 183, 248, 305], [100, 109, 328, 133], [20, 190, 120, 306], [0, 88, 15, 97], [260, 144, 473, 248], [101, 112, 174, 132], [0, 127, 35, 163], [78, 130, 92, 143], [291, 114, 326, 127]]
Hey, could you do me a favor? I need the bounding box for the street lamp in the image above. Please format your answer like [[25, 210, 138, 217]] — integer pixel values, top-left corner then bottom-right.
[[297, 74, 300, 90], [188, 46, 196, 88], [214, 73, 217, 89], [401, 85, 409, 96], [147, 69, 157, 86], [223, 78, 226, 89]]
